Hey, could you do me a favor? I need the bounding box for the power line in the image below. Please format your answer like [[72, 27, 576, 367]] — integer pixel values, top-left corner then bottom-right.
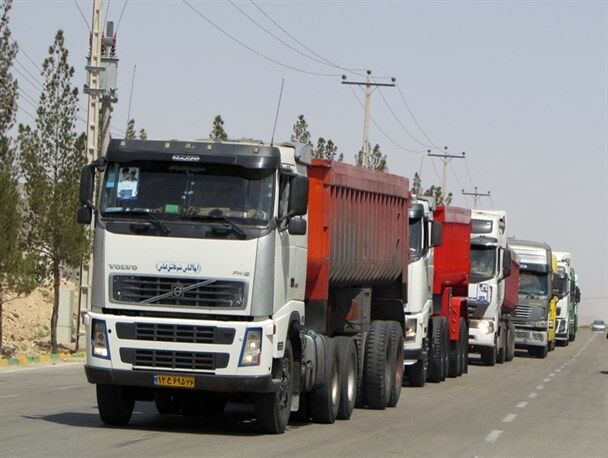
[[348, 86, 427, 154], [464, 156, 476, 187], [249, 0, 365, 76], [103, 0, 112, 31], [450, 162, 471, 208], [115, 0, 129, 34], [16, 104, 37, 122], [11, 61, 43, 92], [182, 0, 341, 78], [395, 83, 442, 151], [73, 0, 91, 33], [15, 44, 42, 72]]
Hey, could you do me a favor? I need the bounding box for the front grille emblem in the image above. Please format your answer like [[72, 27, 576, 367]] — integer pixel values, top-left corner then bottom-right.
[[171, 283, 184, 297]]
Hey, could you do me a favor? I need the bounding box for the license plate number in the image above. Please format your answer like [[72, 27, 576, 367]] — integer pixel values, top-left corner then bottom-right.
[[153, 375, 195, 389]]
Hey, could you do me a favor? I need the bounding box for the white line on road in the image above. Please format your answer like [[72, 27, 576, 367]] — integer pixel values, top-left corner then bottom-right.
[[50, 385, 84, 391], [0, 394, 21, 399], [529, 393, 538, 399], [516, 401, 528, 408], [0, 362, 82, 374], [543, 378, 551, 383], [485, 430, 503, 443], [536, 385, 544, 390], [556, 368, 562, 372], [502, 414, 517, 423], [549, 373, 555, 377]]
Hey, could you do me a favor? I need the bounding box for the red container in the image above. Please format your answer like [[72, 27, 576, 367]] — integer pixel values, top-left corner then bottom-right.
[[306, 160, 410, 301], [432, 205, 472, 297], [502, 249, 520, 313]]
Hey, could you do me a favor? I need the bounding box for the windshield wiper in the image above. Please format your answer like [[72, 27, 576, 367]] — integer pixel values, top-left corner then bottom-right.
[[102, 210, 170, 235], [182, 213, 247, 239]]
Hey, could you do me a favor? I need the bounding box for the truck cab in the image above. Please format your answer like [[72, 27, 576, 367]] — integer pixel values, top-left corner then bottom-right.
[[553, 251, 572, 346], [467, 210, 516, 365]]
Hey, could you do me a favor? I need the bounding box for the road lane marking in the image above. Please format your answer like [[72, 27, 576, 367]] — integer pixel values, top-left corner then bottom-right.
[[502, 414, 517, 423], [556, 368, 562, 372], [536, 385, 544, 390], [50, 385, 84, 391], [529, 393, 538, 399], [543, 378, 551, 382], [0, 394, 20, 399], [549, 373, 555, 377], [516, 401, 528, 408], [485, 430, 503, 443]]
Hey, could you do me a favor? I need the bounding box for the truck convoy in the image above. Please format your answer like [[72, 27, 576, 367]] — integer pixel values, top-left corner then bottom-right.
[[508, 239, 557, 358], [79, 139, 410, 433], [467, 210, 520, 365], [554, 251, 572, 346], [403, 199, 471, 385]]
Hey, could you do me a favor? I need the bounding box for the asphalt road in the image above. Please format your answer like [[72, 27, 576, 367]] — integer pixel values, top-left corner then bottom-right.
[[1, 329, 606, 457]]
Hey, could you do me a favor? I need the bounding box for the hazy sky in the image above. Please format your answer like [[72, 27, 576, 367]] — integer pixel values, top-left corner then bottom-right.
[[9, 1, 608, 320]]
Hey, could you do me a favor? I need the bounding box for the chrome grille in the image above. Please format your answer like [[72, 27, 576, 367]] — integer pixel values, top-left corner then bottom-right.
[[115, 322, 235, 344], [513, 304, 532, 322], [120, 348, 229, 371], [112, 275, 245, 308]]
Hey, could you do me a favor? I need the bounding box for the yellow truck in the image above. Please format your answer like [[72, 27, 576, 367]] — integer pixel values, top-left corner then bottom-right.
[[547, 254, 558, 351]]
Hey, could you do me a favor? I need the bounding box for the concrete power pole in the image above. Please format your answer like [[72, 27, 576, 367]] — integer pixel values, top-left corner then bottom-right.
[[427, 147, 465, 194], [342, 71, 395, 168], [462, 187, 491, 209], [77, 0, 119, 350]]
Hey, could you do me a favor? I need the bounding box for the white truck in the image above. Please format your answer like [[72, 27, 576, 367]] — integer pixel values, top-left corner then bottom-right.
[[403, 198, 442, 386], [467, 210, 517, 365], [553, 251, 572, 346], [78, 139, 410, 434]]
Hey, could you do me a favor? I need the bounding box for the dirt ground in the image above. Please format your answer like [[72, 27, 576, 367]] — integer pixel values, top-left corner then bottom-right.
[[2, 279, 79, 357]]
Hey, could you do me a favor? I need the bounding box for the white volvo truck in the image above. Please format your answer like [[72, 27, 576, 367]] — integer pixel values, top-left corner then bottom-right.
[[78, 139, 409, 434], [553, 251, 571, 346], [467, 210, 516, 365]]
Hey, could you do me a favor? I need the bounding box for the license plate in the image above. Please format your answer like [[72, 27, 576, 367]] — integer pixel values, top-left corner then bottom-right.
[[153, 375, 195, 389]]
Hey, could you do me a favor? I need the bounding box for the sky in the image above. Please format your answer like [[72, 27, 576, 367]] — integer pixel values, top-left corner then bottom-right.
[[9, 0, 608, 321]]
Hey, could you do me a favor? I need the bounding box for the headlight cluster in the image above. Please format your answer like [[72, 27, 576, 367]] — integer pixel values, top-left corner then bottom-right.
[[531, 320, 548, 328], [404, 318, 417, 342], [471, 319, 494, 335], [239, 328, 262, 366], [91, 319, 110, 359]]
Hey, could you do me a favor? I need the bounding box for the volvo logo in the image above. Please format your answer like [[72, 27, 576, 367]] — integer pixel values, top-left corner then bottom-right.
[[171, 283, 184, 297], [108, 264, 137, 271]]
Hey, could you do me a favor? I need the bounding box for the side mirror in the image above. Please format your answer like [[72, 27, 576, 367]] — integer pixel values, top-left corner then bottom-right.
[[288, 175, 309, 217], [430, 221, 443, 247], [288, 218, 307, 235], [503, 249, 512, 278], [79, 165, 94, 206], [76, 206, 92, 225]]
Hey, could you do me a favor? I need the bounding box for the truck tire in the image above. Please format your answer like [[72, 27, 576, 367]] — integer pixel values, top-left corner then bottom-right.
[[447, 336, 460, 378], [505, 324, 515, 362], [363, 320, 392, 408], [537, 345, 548, 359], [154, 391, 180, 415], [564, 338, 569, 347], [352, 333, 366, 408], [405, 360, 426, 387], [569, 333, 575, 342], [96, 384, 134, 426], [480, 345, 496, 366], [310, 338, 340, 423], [335, 336, 357, 420], [496, 324, 506, 364], [255, 339, 294, 434], [549, 339, 556, 352], [440, 317, 449, 381], [387, 321, 404, 407], [458, 317, 467, 376], [427, 316, 445, 383]]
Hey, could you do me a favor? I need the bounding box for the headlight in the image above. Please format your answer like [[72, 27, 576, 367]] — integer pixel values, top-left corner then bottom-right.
[[404, 318, 417, 342], [91, 319, 110, 359], [239, 328, 262, 367], [477, 320, 494, 335]]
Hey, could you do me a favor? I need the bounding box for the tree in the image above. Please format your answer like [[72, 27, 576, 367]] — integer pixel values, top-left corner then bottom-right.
[[18, 30, 89, 354], [138, 128, 147, 140], [125, 118, 136, 139], [411, 172, 422, 196], [313, 137, 343, 161], [0, 0, 35, 356], [291, 114, 311, 145], [210, 114, 228, 141], [412, 173, 453, 205], [356, 144, 388, 171]]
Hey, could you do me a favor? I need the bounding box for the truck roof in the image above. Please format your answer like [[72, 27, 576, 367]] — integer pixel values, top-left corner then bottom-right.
[[507, 238, 552, 269]]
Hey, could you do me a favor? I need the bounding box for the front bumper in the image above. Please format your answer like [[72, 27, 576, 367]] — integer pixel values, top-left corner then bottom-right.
[[84, 365, 279, 393], [514, 327, 547, 348], [403, 309, 429, 364], [468, 320, 495, 348]]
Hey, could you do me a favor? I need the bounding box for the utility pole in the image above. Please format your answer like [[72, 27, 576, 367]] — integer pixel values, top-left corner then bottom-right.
[[427, 146, 465, 193], [342, 70, 395, 168], [77, 0, 119, 350], [462, 187, 491, 209]]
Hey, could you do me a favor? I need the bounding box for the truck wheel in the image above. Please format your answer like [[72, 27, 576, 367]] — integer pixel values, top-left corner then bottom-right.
[[427, 317, 445, 383], [564, 338, 569, 347], [480, 346, 496, 366], [387, 321, 404, 407], [310, 338, 340, 423], [255, 339, 294, 434], [363, 321, 392, 408], [335, 336, 357, 420], [405, 360, 426, 387], [549, 339, 556, 352], [440, 318, 449, 381], [447, 338, 460, 378], [537, 345, 548, 359], [96, 384, 134, 426], [154, 391, 180, 415], [352, 333, 366, 408], [457, 317, 467, 376], [505, 325, 515, 362], [496, 325, 506, 364], [569, 333, 575, 342]]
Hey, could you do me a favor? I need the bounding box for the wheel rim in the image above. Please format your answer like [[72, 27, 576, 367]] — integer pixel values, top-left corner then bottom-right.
[[331, 364, 339, 407], [347, 352, 356, 403], [394, 345, 403, 388], [278, 354, 291, 410], [385, 345, 391, 396]]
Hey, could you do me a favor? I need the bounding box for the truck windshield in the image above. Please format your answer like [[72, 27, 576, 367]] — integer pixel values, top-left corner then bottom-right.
[[409, 218, 423, 261], [519, 271, 549, 296], [470, 245, 496, 282], [99, 161, 275, 226]]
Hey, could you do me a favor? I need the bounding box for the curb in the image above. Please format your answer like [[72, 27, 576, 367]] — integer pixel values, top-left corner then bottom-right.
[[0, 351, 85, 368]]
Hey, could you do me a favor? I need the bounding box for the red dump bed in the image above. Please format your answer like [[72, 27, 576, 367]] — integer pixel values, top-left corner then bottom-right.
[[432, 205, 472, 297], [306, 160, 410, 301], [502, 249, 520, 313]]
